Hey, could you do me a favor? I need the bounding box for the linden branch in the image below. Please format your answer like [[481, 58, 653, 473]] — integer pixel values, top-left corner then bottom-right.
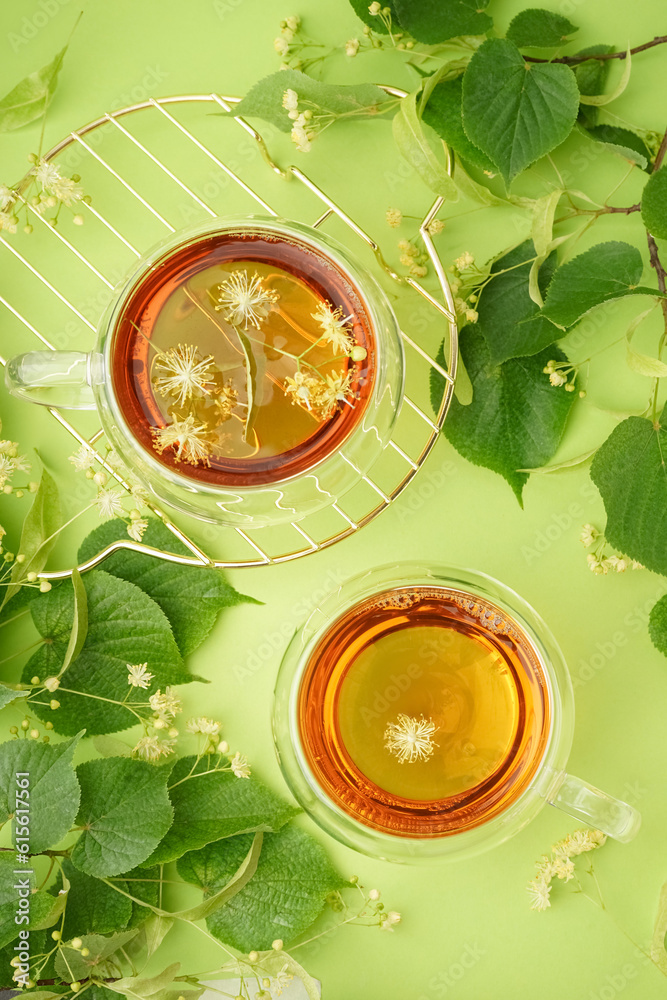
[[524, 34, 667, 63]]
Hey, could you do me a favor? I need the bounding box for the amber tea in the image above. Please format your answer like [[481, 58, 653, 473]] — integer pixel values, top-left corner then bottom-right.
[[111, 230, 376, 487], [298, 586, 551, 837]]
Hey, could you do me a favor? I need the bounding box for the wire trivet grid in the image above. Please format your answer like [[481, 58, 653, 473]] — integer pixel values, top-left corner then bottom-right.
[[0, 89, 457, 576]]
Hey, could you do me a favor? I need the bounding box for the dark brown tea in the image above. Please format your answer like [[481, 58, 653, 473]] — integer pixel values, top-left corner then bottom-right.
[[298, 587, 551, 838], [111, 230, 376, 487]]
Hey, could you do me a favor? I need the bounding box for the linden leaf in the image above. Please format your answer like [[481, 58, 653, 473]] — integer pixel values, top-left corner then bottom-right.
[[144, 755, 298, 866], [2, 467, 61, 611], [642, 167, 667, 240], [422, 77, 496, 172], [348, 0, 399, 33], [231, 69, 393, 134], [432, 327, 576, 503], [392, 90, 459, 200], [476, 239, 558, 364], [0, 46, 68, 132], [462, 38, 580, 185], [0, 733, 82, 853], [0, 855, 55, 949], [77, 519, 255, 656], [583, 124, 651, 171], [71, 757, 174, 878], [393, 0, 493, 44], [177, 825, 347, 951], [23, 570, 191, 736], [505, 8, 578, 48], [590, 406, 667, 574], [574, 45, 615, 127], [649, 597, 667, 660], [60, 860, 132, 939], [541, 241, 662, 329]]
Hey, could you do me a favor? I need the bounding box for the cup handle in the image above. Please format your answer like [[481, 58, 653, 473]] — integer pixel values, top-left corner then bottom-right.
[[5, 351, 97, 409], [545, 770, 641, 843]]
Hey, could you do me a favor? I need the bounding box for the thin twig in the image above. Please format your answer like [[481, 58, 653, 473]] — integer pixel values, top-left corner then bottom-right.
[[524, 35, 667, 64]]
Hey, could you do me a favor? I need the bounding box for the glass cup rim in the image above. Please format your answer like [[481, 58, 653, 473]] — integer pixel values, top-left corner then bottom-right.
[[96, 214, 403, 495], [273, 561, 576, 863]]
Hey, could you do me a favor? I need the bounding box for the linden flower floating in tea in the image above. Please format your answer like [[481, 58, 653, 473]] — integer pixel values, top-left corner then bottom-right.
[[210, 269, 280, 329], [153, 344, 216, 407], [384, 713, 439, 764], [153, 414, 212, 466], [284, 370, 355, 420]]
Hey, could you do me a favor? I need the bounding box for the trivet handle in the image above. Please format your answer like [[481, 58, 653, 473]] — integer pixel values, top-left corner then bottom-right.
[[545, 770, 641, 843], [5, 351, 98, 409]]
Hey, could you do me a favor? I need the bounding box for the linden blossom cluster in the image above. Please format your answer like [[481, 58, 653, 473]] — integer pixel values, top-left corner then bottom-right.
[[0, 155, 89, 235], [146, 268, 365, 468], [526, 828, 607, 911]]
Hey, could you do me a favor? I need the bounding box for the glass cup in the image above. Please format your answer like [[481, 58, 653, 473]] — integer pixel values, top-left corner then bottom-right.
[[273, 562, 641, 863], [5, 217, 404, 527]]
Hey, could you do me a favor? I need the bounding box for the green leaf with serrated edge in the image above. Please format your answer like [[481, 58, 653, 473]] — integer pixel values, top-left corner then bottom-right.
[[394, 0, 492, 43], [642, 167, 667, 240], [541, 241, 663, 330], [651, 882, 667, 972], [0, 732, 82, 853], [649, 598, 667, 662], [0, 46, 67, 132], [144, 755, 298, 866], [230, 69, 393, 134], [590, 406, 667, 574], [54, 930, 138, 982], [59, 860, 132, 939], [0, 684, 29, 709], [392, 90, 458, 200], [23, 570, 191, 736], [1, 468, 61, 611], [109, 833, 262, 928], [462, 38, 579, 186], [422, 77, 497, 173], [122, 865, 161, 928], [71, 758, 173, 878], [583, 124, 651, 171], [348, 0, 399, 33], [77, 519, 255, 657], [575, 45, 614, 126], [506, 8, 578, 48], [0, 854, 55, 949], [434, 326, 575, 503], [476, 240, 559, 364], [178, 825, 347, 951], [579, 47, 631, 106]]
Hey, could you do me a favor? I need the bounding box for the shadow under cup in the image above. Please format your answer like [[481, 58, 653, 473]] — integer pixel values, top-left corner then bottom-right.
[[296, 585, 552, 839]]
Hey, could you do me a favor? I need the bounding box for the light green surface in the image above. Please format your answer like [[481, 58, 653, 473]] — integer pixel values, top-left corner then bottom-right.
[[1, 1, 667, 997]]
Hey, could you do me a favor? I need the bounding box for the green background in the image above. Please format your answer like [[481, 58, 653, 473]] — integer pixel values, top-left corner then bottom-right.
[[1, 0, 666, 997]]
